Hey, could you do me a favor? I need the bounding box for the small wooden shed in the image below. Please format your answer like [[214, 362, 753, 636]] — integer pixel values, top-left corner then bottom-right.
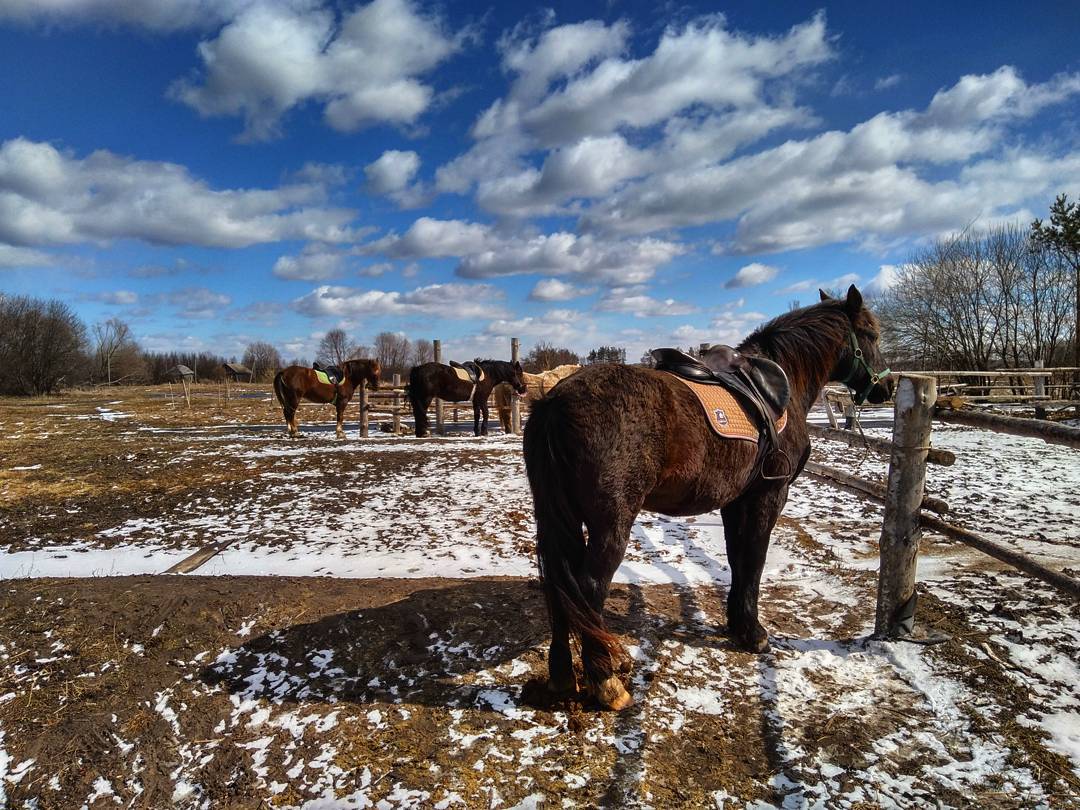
[[165, 364, 195, 383], [221, 362, 253, 382]]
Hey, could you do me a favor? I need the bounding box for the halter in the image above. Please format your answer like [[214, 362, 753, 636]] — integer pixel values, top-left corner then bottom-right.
[[840, 329, 890, 404]]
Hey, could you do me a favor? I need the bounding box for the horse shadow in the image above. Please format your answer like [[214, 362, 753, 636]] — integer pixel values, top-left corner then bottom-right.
[[199, 579, 557, 711]]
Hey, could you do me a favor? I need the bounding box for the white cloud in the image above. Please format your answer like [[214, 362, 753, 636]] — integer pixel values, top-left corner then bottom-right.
[[292, 282, 508, 320], [581, 67, 1080, 252], [0, 0, 247, 31], [725, 262, 778, 288], [171, 0, 463, 140], [364, 149, 428, 208], [167, 286, 232, 319], [456, 232, 685, 285], [365, 150, 420, 193], [0, 138, 357, 249], [864, 264, 901, 295], [438, 13, 829, 216], [0, 244, 53, 268], [528, 278, 591, 302], [272, 247, 346, 281], [875, 74, 902, 91], [596, 286, 697, 317]]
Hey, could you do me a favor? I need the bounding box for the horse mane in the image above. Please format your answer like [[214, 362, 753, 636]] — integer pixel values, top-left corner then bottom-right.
[[738, 300, 869, 394]]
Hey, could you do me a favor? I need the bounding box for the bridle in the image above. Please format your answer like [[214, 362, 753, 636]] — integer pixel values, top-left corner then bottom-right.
[[839, 329, 890, 405]]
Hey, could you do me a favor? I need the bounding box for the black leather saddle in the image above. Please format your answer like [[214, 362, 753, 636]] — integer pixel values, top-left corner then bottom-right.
[[652, 346, 792, 477], [449, 360, 483, 385], [312, 361, 344, 385]]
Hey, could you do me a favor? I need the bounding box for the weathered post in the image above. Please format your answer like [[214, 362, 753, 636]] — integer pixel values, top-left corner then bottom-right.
[[359, 382, 369, 438], [875, 374, 937, 638], [511, 337, 522, 435], [433, 339, 444, 436], [392, 373, 401, 435], [1034, 360, 1047, 420], [822, 391, 838, 429]]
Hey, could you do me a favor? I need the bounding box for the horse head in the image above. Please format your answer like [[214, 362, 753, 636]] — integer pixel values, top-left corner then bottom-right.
[[820, 285, 893, 405], [508, 360, 528, 395], [478, 358, 527, 395], [347, 359, 381, 391]]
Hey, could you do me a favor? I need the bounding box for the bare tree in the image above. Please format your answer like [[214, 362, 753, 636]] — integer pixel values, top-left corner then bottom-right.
[[411, 338, 434, 366], [879, 222, 1075, 370], [0, 295, 88, 395], [93, 318, 133, 384], [374, 331, 412, 377], [242, 341, 283, 382], [524, 340, 579, 371], [316, 329, 356, 367]]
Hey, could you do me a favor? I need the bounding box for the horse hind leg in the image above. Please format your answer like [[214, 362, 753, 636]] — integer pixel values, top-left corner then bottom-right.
[[578, 514, 636, 710]]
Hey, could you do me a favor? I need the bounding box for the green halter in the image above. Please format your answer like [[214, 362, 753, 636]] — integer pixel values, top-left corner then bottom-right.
[[840, 329, 890, 404]]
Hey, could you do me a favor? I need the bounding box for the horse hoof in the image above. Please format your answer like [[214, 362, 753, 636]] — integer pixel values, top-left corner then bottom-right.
[[546, 675, 577, 695], [594, 676, 633, 711]]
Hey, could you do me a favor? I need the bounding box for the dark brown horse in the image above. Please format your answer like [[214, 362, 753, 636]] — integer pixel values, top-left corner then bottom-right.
[[273, 358, 381, 439], [524, 286, 892, 710], [406, 359, 527, 437]]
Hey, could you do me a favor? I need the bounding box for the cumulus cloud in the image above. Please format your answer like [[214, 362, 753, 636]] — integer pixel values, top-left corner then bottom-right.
[[363, 149, 428, 207], [273, 247, 346, 281], [528, 278, 592, 302], [581, 66, 1080, 252], [167, 286, 232, 319], [0, 138, 357, 249], [596, 286, 697, 317], [724, 262, 778, 288], [170, 0, 464, 140], [365, 218, 684, 285], [292, 282, 508, 320], [436, 13, 829, 215], [454, 232, 685, 285], [0, 0, 246, 31], [0, 244, 53, 268]]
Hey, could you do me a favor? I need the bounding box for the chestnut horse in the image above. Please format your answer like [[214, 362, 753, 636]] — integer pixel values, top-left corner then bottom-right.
[[406, 360, 527, 437], [523, 286, 893, 710], [273, 359, 381, 439]]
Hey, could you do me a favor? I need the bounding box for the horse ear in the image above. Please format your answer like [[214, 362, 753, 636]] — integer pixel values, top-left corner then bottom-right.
[[818, 288, 831, 302], [845, 284, 863, 313], [513, 360, 522, 370]]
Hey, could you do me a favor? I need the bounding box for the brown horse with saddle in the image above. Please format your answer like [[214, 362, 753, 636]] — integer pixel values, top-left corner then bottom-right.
[[273, 358, 381, 439], [406, 359, 527, 437], [524, 286, 893, 710]]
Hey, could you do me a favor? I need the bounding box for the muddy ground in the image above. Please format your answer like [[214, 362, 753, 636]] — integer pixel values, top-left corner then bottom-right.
[[1, 386, 1079, 808]]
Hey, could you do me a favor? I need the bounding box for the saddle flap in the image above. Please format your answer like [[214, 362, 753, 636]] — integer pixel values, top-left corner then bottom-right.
[[700, 346, 791, 418]]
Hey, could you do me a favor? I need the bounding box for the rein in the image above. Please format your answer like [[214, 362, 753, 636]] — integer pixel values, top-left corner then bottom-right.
[[839, 329, 890, 404]]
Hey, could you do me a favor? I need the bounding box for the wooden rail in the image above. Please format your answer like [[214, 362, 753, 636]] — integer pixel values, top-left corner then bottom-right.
[[807, 424, 955, 466]]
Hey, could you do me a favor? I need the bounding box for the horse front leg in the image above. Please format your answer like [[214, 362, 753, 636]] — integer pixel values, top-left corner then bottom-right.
[[473, 401, 482, 436], [335, 401, 346, 440], [480, 401, 490, 436], [720, 486, 788, 652]]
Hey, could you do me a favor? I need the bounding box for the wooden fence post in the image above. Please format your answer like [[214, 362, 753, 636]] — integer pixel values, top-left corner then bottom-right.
[[875, 374, 937, 639], [433, 339, 444, 436], [511, 337, 522, 435], [822, 391, 838, 429], [392, 373, 401, 434], [359, 383, 369, 438], [1034, 360, 1046, 420]]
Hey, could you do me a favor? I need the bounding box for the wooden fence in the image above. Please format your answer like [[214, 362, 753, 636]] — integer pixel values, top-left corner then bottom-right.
[[808, 374, 1080, 641]]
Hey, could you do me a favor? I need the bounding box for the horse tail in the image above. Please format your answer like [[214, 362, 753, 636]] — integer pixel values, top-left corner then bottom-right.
[[406, 366, 426, 436], [524, 396, 623, 678], [272, 370, 287, 411]]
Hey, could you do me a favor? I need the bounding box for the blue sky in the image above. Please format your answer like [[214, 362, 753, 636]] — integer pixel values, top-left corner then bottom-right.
[[1, 1, 1078, 363]]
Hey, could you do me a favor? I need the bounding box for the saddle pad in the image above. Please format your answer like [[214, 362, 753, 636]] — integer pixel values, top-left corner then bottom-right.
[[314, 369, 335, 386], [665, 372, 787, 443], [451, 365, 484, 384]]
